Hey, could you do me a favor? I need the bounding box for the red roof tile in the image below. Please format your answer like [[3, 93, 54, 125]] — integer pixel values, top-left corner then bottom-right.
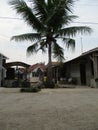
[[27, 63, 46, 73]]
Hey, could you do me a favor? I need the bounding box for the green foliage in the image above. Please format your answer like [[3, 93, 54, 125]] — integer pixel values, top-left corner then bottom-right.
[[20, 87, 41, 93], [11, 33, 41, 42], [43, 81, 55, 88], [21, 81, 30, 88], [12, 80, 30, 88], [12, 81, 20, 87], [53, 42, 65, 62]]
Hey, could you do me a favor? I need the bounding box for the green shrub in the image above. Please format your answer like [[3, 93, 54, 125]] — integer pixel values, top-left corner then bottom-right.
[[21, 81, 30, 88], [12, 81, 19, 87], [20, 87, 41, 93], [43, 81, 55, 88], [12, 80, 30, 88]]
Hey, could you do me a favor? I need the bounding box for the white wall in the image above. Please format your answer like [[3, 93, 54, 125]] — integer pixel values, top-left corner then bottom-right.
[[67, 59, 93, 86], [27, 72, 39, 83]]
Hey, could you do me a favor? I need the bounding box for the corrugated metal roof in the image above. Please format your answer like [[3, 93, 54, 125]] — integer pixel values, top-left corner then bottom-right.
[[0, 53, 9, 59], [64, 46, 98, 64]]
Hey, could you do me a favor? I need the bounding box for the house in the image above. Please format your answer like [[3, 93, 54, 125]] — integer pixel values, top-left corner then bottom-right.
[[54, 47, 98, 87], [27, 63, 46, 83], [5, 61, 30, 80], [0, 53, 8, 86], [3, 61, 30, 87]]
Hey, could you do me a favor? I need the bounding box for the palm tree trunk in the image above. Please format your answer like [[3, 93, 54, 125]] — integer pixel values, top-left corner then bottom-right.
[[47, 43, 53, 84]]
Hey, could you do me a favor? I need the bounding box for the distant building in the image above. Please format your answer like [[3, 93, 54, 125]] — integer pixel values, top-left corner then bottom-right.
[[27, 63, 46, 83], [5, 62, 30, 80], [53, 47, 98, 87], [0, 53, 8, 86]]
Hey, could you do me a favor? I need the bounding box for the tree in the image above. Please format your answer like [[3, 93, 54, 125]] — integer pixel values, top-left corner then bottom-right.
[[9, 0, 92, 85]]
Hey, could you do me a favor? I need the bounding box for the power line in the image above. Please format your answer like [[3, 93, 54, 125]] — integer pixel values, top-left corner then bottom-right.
[[0, 16, 22, 20], [78, 4, 98, 7], [0, 34, 11, 41], [73, 22, 98, 25], [0, 34, 10, 38], [0, 36, 9, 41]]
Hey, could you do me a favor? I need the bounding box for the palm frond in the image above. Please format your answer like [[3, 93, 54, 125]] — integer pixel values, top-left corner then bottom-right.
[[32, 0, 48, 22], [11, 33, 41, 42], [40, 43, 47, 53], [46, 9, 65, 29], [53, 42, 65, 62], [45, 0, 75, 31], [58, 26, 92, 37], [38, 40, 47, 53], [63, 15, 78, 25], [61, 37, 75, 50], [58, 0, 74, 13], [66, 38, 75, 50], [46, 1, 67, 29], [27, 42, 39, 55], [9, 0, 45, 31]]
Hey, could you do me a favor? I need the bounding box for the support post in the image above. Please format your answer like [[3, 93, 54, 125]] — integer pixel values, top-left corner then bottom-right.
[[0, 55, 3, 87], [93, 54, 98, 87]]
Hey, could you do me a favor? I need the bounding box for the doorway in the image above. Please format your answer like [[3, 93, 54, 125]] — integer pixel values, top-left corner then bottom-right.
[[80, 64, 86, 85]]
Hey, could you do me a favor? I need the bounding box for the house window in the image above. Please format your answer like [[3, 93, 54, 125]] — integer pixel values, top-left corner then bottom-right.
[[32, 72, 35, 77]]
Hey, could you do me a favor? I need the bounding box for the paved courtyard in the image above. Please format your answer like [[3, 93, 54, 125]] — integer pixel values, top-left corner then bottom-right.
[[0, 87, 98, 130]]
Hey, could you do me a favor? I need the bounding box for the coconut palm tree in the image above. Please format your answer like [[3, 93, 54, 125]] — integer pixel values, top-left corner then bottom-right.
[[9, 0, 92, 85]]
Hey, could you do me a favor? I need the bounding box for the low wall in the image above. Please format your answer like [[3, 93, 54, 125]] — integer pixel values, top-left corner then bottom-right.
[[90, 78, 98, 88], [3, 80, 15, 87]]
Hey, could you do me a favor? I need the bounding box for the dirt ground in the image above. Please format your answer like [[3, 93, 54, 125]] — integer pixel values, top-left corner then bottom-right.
[[0, 87, 98, 130]]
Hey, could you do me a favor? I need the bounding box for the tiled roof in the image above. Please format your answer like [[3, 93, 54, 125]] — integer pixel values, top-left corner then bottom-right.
[[46, 62, 60, 67], [27, 63, 46, 73], [82, 46, 98, 56]]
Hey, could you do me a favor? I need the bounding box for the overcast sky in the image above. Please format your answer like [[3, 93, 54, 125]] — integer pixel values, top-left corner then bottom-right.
[[0, 0, 98, 65]]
